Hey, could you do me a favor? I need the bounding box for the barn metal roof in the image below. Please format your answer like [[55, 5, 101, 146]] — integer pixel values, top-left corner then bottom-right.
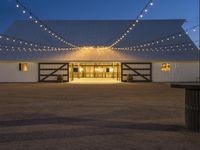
[[0, 20, 198, 62]]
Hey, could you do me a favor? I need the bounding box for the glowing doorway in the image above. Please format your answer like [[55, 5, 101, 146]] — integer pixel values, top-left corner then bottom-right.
[[69, 62, 121, 83]]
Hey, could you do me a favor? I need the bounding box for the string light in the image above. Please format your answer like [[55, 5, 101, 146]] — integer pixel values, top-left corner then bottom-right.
[[8, 0, 199, 54], [15, 0, 78, 48], [109, 0, 155, 48], [0, 34, 58, 49], [0, 44, 76, 52], [114, 42, 198, 52], [124, 25, 199, 49]]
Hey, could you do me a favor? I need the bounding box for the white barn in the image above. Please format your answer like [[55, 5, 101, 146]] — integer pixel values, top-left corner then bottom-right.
[[0, 20, 199, 83]]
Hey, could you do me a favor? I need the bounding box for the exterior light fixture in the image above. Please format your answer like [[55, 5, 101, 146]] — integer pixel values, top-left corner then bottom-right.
[[19, 63, 28, 72], [161, 63, 170, 72]]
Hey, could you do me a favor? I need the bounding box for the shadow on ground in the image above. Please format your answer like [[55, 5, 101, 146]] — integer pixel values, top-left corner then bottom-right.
[[0, 116, 184, 143]]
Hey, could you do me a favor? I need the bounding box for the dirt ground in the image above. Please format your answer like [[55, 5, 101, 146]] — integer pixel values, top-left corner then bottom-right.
[[0, 83, 199, 150]]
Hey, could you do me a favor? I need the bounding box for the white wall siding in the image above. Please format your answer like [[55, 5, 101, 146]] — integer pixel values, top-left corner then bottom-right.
[[152, 62, 199, 82], [0, 61, 199, 83], [0, 62, 38, 82]]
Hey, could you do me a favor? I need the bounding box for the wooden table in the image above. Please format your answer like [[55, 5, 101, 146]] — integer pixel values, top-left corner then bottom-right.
[[171, 83, 200, 132]]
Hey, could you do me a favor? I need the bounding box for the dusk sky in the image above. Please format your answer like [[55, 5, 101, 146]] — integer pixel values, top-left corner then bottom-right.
[[0, 0, 199, 46]]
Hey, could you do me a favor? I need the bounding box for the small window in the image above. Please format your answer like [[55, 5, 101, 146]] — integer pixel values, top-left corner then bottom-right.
[[19, 63, 28, 72], [161, 63, 170, 72]]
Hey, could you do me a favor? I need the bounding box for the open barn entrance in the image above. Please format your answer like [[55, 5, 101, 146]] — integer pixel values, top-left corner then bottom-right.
[[69, 62, 121, 83], [38, 62, 152, 83]]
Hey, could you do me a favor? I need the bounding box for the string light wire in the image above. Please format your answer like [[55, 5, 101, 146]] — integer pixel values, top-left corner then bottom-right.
[[16, 0, 78, 48], [109, 0, 155, 48]]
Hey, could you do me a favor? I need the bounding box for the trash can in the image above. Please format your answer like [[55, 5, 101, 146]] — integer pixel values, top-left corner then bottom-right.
[[127, 75, 133, 82], [57, 75, 64, 83], [171, 83, 200, 132], [185, 89, 200, 132]]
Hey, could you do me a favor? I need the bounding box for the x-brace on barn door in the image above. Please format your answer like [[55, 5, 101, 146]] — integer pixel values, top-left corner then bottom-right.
[[39, 63, 69, 82], [121, 62, 152, 82]]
